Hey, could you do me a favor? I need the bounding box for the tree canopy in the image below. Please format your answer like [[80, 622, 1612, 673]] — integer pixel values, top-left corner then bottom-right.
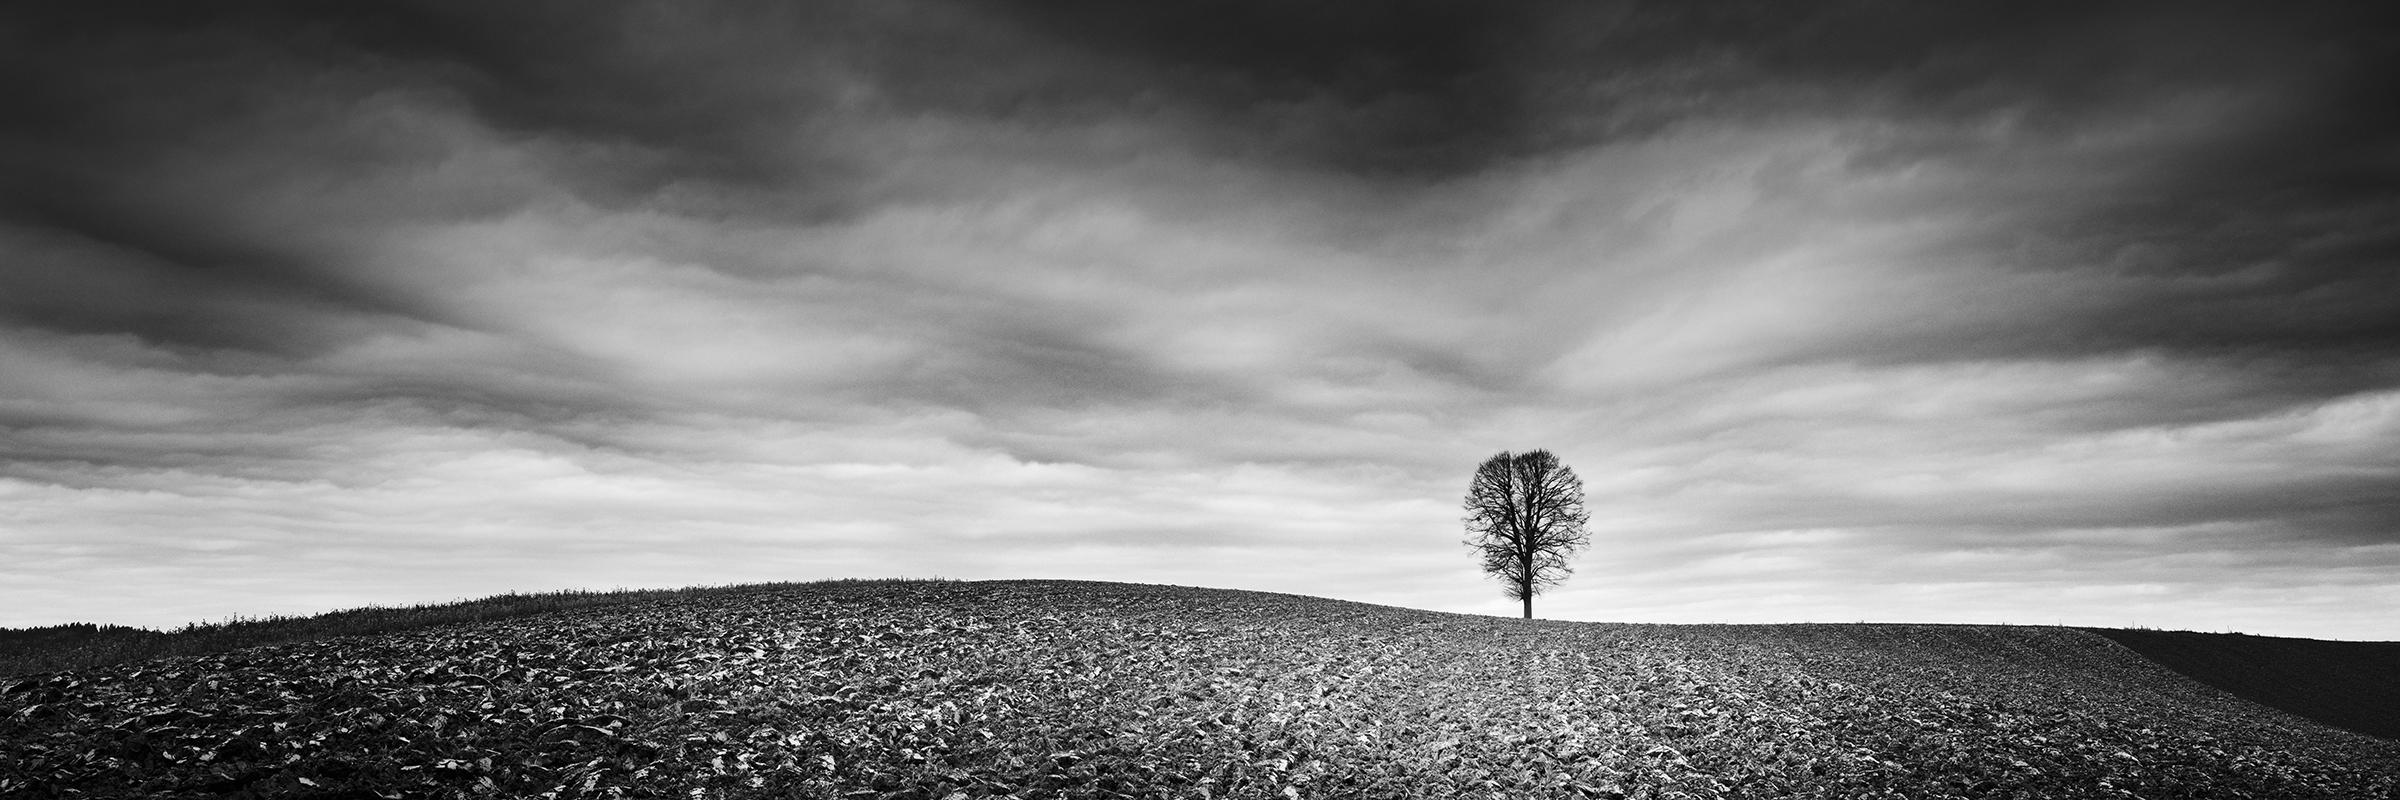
[[1462, 449, 1590, 619]]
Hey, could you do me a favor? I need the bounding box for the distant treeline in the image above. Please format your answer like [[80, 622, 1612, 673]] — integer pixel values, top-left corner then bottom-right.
[[0, 623, 166, 663], [0, 580, 940, 677]]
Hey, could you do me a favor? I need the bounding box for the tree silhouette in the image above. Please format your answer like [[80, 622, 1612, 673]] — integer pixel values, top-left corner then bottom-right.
[[1462, 449, 1590, 619]]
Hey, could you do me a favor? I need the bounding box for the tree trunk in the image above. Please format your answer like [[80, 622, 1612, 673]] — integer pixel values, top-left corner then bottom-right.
[[1522, 594, 1532, 620]]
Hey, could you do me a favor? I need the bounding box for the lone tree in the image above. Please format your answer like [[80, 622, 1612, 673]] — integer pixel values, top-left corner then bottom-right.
[[1462, 449, 1591, 619]]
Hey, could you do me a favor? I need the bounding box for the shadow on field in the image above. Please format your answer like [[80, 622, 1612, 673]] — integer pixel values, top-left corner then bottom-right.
[[2091, 628, 2400, 740]]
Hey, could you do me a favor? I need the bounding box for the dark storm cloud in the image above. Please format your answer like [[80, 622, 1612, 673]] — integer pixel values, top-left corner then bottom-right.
[[1775, 2, 2400, 366], [3, 9, 488, 355], [970, 0, 2400, 407], [982, 0, 1548, 178], [970, 1, 2396, 179]]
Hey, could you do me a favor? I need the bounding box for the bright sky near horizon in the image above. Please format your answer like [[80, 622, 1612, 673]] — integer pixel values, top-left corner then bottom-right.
[[4, 2, 2397, 640]]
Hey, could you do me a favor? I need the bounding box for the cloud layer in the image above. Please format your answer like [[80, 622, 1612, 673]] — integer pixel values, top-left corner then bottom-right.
[[4, 1, 2397, 638]]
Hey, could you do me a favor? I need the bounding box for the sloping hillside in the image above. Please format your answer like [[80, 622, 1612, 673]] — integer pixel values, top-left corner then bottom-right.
[[2092, 627, 2400, 740], [4, 580, 2394, 798]]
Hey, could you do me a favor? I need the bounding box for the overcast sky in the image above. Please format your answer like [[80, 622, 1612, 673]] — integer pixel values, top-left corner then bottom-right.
[[4, 1, 2397, 640]]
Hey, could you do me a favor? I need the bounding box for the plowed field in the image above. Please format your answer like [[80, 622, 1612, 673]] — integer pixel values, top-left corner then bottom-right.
[[5, 580, 2394, 798]]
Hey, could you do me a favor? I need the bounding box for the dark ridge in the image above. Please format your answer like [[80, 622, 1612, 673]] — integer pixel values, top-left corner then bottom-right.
[[0, 580, 944, 677], [2090, 628, 2400, 740]]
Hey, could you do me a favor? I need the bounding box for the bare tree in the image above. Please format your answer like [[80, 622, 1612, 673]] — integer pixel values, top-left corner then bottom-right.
[[1462, 449, 1591, 619]]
